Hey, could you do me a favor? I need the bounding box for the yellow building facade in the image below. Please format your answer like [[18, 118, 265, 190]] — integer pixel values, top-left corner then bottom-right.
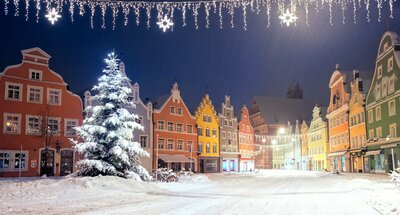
[[307, 106, 329, 171], [300, 121, 309, 170], [195, 94, 220, 173], [348, 71, 368, 173]]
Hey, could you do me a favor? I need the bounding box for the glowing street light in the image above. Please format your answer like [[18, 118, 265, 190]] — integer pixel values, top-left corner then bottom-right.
[[278, 127, 285, 135]]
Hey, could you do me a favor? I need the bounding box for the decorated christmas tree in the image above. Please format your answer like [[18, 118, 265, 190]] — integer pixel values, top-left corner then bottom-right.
[[73, 52, 150, 181]]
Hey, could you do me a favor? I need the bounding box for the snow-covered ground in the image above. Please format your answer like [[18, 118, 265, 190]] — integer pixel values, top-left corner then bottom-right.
[[1, 170, 399, 215]]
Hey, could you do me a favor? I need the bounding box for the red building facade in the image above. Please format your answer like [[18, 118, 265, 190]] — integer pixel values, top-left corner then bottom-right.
[[0, 48, 83, 177], [152, 83, 198, 172], [238, 105, 255, 172]]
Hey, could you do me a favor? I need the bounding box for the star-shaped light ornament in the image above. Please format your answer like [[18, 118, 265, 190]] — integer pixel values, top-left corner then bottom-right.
[[45, 8, 61, 25], [279, 9, 297, 27], [157, 15, 174, 32]]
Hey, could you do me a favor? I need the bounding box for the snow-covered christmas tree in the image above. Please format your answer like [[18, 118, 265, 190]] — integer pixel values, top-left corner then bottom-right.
[[73, 52, 150, 181]]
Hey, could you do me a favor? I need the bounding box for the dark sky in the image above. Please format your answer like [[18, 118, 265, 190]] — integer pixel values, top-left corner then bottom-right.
[[1, 2, 400, 112]]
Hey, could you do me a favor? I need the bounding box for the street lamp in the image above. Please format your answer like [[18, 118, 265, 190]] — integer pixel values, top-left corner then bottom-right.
[[278, 127, 285, 135]]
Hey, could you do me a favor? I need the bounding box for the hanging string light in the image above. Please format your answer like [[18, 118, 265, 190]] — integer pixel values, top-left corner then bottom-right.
[[1, 0, 397, 30]]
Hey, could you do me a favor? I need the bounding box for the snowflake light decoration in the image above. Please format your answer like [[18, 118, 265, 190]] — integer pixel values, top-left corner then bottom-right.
[[157, 15, 174, 32], [45, 8, 61, 25], [279, 9, 297, 27]]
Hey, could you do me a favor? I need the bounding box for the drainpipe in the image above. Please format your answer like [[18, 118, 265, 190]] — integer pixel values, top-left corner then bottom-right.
[[391, 148, 396, 171]]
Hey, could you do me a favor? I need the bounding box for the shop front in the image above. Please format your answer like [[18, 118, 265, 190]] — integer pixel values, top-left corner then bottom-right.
[[199, 156, 220, 173], [157, 154, 196, 172]]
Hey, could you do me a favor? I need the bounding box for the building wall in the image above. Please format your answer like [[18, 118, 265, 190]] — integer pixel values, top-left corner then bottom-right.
[[365, 32, 400, 173], [84, 62, 153, 172], [300, 121, 310, 170], [196, 94, 220, 173], [348, 73, 367, 173], [218, 95, 239, 172], [238, 105, 255, 172], [0, 47, 83, 177], [307, 107, 329, 171], [326, 67, 351, 172], [153, 83, 198, 172]]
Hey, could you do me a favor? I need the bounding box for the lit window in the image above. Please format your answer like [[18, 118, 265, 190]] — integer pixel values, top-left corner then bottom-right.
[[5, 83, 22, 101], [4, 114, 21, 134], [47, 88, 61, 105], [212, 129, 217, 137], [206, 144, 210, 153]]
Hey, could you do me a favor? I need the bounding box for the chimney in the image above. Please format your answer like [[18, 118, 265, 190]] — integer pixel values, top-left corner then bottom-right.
[[358, 78, 364, 92], [353, 70, 359, 80]]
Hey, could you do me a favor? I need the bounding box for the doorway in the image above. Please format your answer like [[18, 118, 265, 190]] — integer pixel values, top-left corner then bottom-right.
[[60, 150, 74, 176], [40, 149, 55, 176]]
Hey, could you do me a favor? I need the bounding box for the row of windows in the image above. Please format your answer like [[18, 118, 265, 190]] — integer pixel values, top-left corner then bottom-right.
[[376, 56, 394, 79], [375, 74, 396, 101], [221, 131, 237, 140], [368, 100, 397, 123], [157, 121, 193, 133], [5, 82, 62, 105], [309, 132, 322, 142], [0, 151, 28, 171], [221, 145, 237, 153], [202, 115, 212, 123], [157, 139, 194, 151], [329, 112, 348, 128], [221, 118, 234, 127], [309, 147, 325, 155], [198, 142, 217, 153], [3, 113, 78, 136], [330, 133, 349, 146], [239, 134, 253, 145], [240, 150, 254, 157], [170, 106, 183, 115], [197, 127, 217, 137], [369, 123, 397, 139], [240, 124, 251, 132], [351, 135, 366, 148], [349, 112, 365, 126]]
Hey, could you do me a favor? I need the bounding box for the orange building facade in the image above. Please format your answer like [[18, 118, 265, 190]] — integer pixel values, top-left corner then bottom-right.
[[0, 48, 83, 177], [152, 83, 198, 172], [326, 65, 351, 172], [238, 105, 255, 172]]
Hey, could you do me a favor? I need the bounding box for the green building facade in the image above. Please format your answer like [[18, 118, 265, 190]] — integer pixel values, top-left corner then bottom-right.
[[365, 31, 400, 173]]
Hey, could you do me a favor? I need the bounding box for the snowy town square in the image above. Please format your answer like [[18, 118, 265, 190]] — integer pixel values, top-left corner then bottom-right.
[[0, 170, 399, 215], [1, 0, 400, 214]]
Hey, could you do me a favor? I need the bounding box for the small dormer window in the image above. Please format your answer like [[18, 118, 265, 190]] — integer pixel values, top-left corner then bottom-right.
[[29, 69, 42, 80], [383, 42, 389, 52]]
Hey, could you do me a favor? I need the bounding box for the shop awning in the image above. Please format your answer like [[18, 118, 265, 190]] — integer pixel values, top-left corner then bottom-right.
[[328, 151, 346, 157], [158, 154, 194, 163], [365, 150, 381, 156]]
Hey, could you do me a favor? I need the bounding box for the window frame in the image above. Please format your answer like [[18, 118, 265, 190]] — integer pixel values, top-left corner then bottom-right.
[[26, 85, 43, 104], [3, 113, 21, 134], [388, 100, 396, 116], [47, 88, 62, 106], [64, 118, 78, 137], [29, 69, 42, 81], [26, 115, 41, 135], [5, 82, 23, 102]]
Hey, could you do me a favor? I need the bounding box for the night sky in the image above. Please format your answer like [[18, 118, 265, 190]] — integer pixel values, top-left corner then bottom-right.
[[1, 2, 400, 112]]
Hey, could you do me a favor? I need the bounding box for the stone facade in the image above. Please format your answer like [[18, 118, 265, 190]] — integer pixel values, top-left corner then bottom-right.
[[218, 95, 239, 172]]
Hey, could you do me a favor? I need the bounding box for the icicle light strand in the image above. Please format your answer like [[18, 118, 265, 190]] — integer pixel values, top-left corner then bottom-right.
[[1, 0, 398, 30]]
